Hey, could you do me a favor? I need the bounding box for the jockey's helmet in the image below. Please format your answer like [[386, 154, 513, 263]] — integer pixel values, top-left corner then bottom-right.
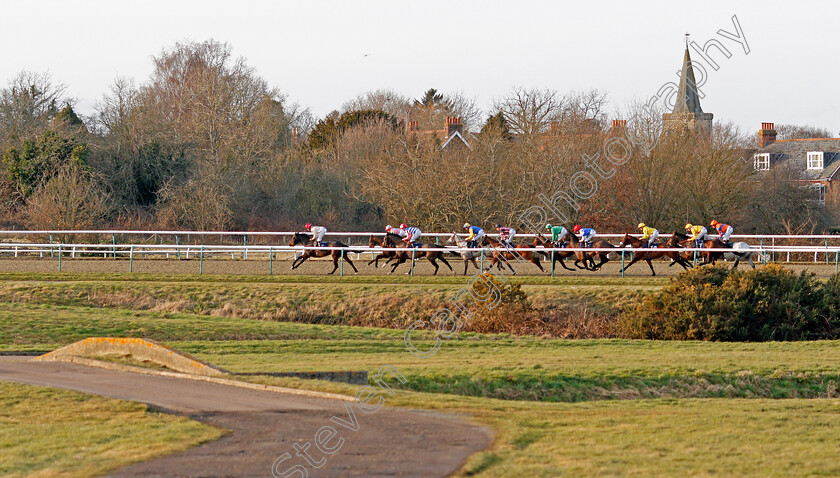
[[400, 223, 407, 229], [545, 224, 552, 229], [385, 225, 392, 232], [710, 220, 719, 227], [637, 222, 646, 229], [463, 223, 470, 229], [305, 223, 312, 230], [573, 225, 581, 233], [684, 223, 693, 230]]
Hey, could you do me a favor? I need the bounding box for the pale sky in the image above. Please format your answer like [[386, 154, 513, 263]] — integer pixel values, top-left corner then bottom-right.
[[7, 0, 840, 135]]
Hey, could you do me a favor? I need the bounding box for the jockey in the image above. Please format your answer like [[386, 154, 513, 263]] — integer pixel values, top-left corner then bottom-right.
[[710, 220, 734, 246], [685, 223, 708, 249], [638, 223, 659, 248], [463, 223, 485, 248], [385, 224, 407, 240], [403, 225, 422, 246], [545, 224, 568, 247], [573, 225, 596, 248], [495, 224, 516, 248], [305, 223, 327, 246]]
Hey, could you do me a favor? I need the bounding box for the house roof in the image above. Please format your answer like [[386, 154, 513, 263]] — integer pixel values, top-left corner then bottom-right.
[[757, 138, 840, 180], [441, 130, 471, 150]]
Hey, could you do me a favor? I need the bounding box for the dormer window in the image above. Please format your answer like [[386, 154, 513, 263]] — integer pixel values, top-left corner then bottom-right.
[[753, 153, 770, 171], [807, 152, 824, 170]]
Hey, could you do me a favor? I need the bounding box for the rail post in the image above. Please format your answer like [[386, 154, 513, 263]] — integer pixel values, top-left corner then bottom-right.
[[58, 243, 62, 271], [129, 246, 134, 272], [243, 235, 247, 260], [621, 250, 625, 278], [550, 249, 555, 277], [693, 248, 697, 267], [112, 233, 117, 259], [836, 250, 838, 276], [49, 233, 54, 258], [175, 235, 181, 260], [410, 248, 416, 276], [269, 247, 273, 275], [479, 249, 484, 271], [340, 249, 345, 277], [199, 246, 204, 274], [826, 238, 829, 264]]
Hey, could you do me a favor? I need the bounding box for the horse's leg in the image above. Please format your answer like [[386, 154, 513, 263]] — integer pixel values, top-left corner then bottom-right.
[[430, 257, 440, 275], [559, 255, 575, 271], [645, 257, 655, 276], [437, 255, 453, 272], [292, 253, 309, 270], [329, 253, 339, 274], [620, 255, 641, 273], [732, 257, 740, 269], [530, 255, 542, 273], [463, 258, 469, 275], [344, 255, 359, 274]]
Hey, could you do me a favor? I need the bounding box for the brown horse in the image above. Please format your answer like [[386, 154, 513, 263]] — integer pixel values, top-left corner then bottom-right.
[[367, 235, 398, 268], [382, 233, 454, 275], [289, 232, 359, 274], [482, 236, 545, 274], [532, 234, 577, 272], [618, 234, 692, 276], [568, 231, 615, 271]]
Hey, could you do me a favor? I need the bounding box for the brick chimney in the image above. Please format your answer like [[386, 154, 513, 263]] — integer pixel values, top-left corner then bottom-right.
[[549, 121, 560, 135], [406, 120, 419, 133], [758, 122, 777, 148], [610, 119, 627, 135], [445, 116, 462, 136]]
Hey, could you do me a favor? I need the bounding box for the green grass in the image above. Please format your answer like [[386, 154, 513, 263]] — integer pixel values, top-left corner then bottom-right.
[[0, 271, 670, 286], [4, 274, 840, 476], [0, 381, 223, 477]]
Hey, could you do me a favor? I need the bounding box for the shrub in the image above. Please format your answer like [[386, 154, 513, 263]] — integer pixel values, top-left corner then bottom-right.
[[617, 264, 840, 341]]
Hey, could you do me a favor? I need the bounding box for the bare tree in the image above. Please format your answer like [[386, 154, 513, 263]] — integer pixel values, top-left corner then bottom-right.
[[775, 123, 835, 140], [0, 71, 68, 141], [494, 87, 563, 135]]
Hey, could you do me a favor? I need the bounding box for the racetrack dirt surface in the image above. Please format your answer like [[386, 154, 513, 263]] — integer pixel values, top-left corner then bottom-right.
[[0, 357, 492, 477], [1, 254, 838, 277]]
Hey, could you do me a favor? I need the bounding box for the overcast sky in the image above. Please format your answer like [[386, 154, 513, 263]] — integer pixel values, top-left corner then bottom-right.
[[7, 0, 839, 135]]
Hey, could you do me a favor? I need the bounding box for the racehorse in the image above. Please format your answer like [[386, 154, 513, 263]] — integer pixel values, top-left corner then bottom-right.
[[618, 234, 692, 276], [532, 234, 577, 272], [482, 235, 545, 274], [444, 233, 485, 275], [568, 231, 615, 271], [367, 234, 398, 268], [672, 232, 756, 269], [289, 232, 359, 274], [381, 233, 454, 275]]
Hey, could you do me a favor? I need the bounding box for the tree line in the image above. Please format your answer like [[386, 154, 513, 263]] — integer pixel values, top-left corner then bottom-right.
[[0, 39, 836, 235]]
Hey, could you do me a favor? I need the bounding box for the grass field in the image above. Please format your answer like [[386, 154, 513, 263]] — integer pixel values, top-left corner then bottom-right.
[[0, 381, 222, 478], [3, 273, 840, 476]]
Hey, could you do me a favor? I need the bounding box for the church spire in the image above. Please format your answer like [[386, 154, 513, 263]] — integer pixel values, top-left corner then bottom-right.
[[672, 47, 704, 114]]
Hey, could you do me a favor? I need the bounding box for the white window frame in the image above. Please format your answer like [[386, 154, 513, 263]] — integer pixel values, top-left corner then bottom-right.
[[753, 153, 770, 171], [807, 152, 824, 170], [810, 184, 826, 204]]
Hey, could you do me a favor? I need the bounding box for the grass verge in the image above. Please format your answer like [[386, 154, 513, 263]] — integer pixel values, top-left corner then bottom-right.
[[0, 381, 223, 477]]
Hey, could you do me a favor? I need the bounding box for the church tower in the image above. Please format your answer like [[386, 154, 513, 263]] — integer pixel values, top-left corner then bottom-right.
[[662, 47, 714, 136]]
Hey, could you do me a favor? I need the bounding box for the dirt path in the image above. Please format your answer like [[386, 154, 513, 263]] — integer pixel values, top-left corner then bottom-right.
[[0, 356, 491, 477]]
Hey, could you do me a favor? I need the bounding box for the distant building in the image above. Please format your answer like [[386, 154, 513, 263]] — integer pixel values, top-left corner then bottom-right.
[[753, 123, 840, 204], [662, 47, 714, 136], [406, 116, 471, 150]]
